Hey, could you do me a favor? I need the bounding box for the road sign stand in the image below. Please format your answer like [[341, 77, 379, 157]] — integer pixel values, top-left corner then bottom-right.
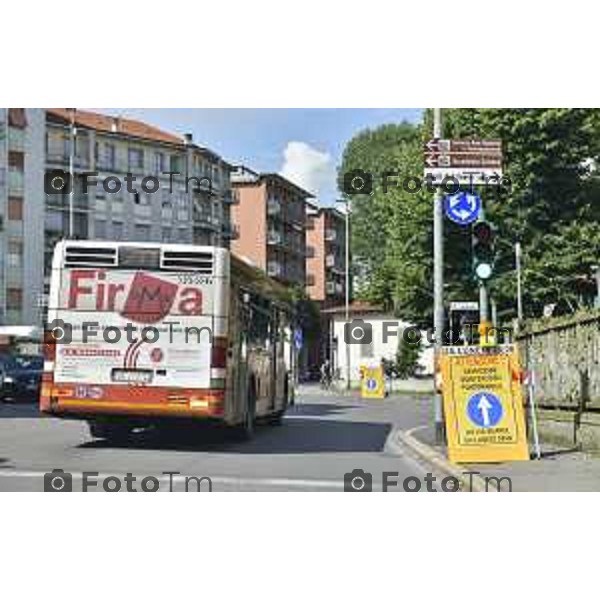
[[439, 344, 530, 463], [526, 369, 542, 460]]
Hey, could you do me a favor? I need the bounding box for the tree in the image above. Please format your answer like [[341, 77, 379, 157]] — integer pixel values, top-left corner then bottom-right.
[[339, 109, 600, 325], [395, 330, 423, 379]]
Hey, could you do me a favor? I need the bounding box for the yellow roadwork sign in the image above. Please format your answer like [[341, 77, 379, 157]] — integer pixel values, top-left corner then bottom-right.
[[440, 344, 529, 463], [361, 365, 385, 399]]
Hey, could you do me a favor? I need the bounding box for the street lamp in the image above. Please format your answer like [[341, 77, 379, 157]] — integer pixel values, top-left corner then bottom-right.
[[336, 198, 351, 391], [68, 108, 77, 239]]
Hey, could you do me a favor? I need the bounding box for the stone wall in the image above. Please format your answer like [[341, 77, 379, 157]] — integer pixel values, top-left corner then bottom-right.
[[518, 311, 600, 410]]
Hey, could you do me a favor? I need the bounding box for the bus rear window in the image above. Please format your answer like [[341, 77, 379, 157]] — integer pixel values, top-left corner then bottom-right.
[[118, 247, 161, 269]]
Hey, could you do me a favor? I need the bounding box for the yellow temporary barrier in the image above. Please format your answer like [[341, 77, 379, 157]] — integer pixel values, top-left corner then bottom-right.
[[361, 365, 385, 399], [439, 344, 529, 463]]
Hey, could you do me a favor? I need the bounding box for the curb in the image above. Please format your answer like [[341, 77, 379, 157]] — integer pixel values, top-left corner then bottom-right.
[[387, 425, 492, 492]]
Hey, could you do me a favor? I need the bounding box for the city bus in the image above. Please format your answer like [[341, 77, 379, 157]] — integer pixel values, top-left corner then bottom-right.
[[40, 240, 296, 441]]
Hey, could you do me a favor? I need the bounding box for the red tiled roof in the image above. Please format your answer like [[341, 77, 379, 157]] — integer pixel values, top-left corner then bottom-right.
[[47, 108, 184, 146], [321, 301, 384, 315]]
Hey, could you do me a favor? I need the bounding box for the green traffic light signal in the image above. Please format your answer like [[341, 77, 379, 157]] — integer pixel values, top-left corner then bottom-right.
[[472, 220, 496, 280]]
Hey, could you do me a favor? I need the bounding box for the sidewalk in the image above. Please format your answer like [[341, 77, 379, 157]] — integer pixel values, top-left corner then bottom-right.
[[409, 399, 600, 492]]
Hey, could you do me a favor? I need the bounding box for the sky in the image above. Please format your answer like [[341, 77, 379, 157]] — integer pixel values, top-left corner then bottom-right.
[[94, 108, 423, 206]]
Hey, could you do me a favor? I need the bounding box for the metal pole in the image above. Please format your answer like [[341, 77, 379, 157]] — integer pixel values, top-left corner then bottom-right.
[[516, 242, 523, 322], [345, 201, 351, 391], [433, 108, 444, 442], [592, 265, 600, 309], [68, 109, 76, 239], [479, 282, 489, 322], [528, 370, 541, 459]]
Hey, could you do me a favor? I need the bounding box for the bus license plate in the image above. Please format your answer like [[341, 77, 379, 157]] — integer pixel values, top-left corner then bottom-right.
[[112, 369, 153, 384]]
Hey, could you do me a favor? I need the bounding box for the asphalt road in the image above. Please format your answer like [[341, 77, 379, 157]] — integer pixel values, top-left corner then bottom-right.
[[0, 386, 439, 492]]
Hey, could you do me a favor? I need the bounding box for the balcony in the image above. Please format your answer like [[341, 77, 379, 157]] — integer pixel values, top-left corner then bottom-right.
[[222, 222, 239, 241], [193, 210, 220, 232], [96, 159, 117, 172], [223, 189, 240, 205], [190, 176, 215, 196], [46, 193, 90, 212], [267, 261, 282, 278], [267, 198, 281, 216], [267, 230, 282, 245], [325, 229, 337, 242], [47, 153, 90, 169]]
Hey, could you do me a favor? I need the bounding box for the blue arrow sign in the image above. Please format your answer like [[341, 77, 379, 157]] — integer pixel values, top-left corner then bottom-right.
[[467, 392, 503, 428], [293, 328, 303, 350], [444, 191, 481, 225], [366, 378, 378, 391]]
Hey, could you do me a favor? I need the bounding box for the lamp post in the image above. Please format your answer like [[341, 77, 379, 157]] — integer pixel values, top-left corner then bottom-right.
[[432, 108, 445, 442], [68, 108, 76, 239], [336, 198, 352, 391]]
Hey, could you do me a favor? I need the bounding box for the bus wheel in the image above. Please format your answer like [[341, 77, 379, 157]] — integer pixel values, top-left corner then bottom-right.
[[268, 380, 289, 425], [88, 421, 131, 443]]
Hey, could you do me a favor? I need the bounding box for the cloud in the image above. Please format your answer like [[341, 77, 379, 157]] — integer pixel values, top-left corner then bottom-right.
[[280, 141, 336, 199]]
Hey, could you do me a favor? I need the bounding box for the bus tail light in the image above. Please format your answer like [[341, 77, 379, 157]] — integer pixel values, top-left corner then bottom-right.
[[39, 372, 55, 412], [43, 330, 56, 365], [211, 337, 228, 369]]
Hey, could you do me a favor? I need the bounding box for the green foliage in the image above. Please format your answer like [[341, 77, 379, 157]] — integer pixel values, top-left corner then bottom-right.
[[340, 110, 600, 325], [395, 331, 423, 379]]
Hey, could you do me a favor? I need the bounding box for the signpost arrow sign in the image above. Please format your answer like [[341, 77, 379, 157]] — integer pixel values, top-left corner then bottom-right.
[[466, 391, 503, 428], [477, 394, 493, 427]]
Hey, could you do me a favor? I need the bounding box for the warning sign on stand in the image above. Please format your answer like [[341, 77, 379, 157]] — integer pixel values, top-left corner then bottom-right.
[[439, 345, 529, 463]]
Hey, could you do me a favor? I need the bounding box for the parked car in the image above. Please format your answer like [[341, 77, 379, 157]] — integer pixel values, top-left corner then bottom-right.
[[0, 355, 43, 402]]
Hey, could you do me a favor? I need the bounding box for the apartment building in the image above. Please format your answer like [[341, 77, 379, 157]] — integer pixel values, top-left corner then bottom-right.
[[43, 109, 237, 320], [0, 108, 236, 327], [304, 206, 349, 370], [230, 166, 313, 287], [0, 108, 46, 326], [305, 206, 347, 306]]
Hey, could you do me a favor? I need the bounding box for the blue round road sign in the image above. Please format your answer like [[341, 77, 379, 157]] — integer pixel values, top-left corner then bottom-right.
[[366, 378, 377, 391], [467, 392, 503, 428], [444, 191, 481, 226]]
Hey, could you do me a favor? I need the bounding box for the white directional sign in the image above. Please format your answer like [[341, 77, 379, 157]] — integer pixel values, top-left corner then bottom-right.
[[424, 138, 503, 185]]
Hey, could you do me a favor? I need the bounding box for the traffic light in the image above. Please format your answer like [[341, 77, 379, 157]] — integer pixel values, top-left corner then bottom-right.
[[472, 220, 496, 280]]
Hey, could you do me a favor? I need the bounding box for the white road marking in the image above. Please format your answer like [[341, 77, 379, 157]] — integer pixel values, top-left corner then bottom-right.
[[0, 469, 348, 490]]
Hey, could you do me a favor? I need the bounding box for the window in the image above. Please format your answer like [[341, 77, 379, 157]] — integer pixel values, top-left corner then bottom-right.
[[45, 210, 64, 233], [8, 197, 23, 221], [104, 144, 116, 170], [170, 154, 183, 173], [112, 221, 124, 238], [94, 220, 107, 239], [8, 151, 24, 171], [8, 240, 23, 268], [133, 191, 151, 206], [134, 224, 151, 241], [155, 152, 165, 174], [6, 287, 23, 310], [8, 108, 27, 129], [128, 148, 144, 170], [162, 227, 172, 242]]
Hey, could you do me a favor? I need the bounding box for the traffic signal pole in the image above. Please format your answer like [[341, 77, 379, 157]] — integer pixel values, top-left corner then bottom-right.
[[433, 108, 445, 443], [479, 281, 489, 322]]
